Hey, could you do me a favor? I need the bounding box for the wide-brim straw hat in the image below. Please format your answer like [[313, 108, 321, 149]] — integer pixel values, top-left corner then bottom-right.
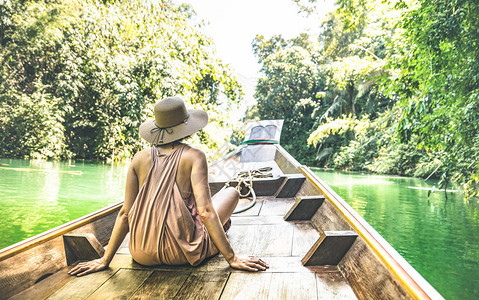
[[139, 96, 208, 145]]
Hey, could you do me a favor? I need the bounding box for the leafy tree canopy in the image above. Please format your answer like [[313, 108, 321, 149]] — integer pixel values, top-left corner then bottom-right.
[[0, 0, 242, 160], [251, 0, 479, 196]]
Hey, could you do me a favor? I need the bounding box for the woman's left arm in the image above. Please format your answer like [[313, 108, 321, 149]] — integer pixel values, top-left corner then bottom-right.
[[68, 156, 140, 277]]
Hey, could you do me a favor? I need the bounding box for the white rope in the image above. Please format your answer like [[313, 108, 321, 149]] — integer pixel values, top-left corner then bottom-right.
[[221, 167, 273, 214]]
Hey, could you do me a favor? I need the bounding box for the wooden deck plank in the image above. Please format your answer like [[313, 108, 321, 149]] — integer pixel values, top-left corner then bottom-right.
[[195, 255, 318, 274], [175, 272, 229, 300], [47, 268, 119, 300], [220, 272, 272, 299], [226, 225, 258, 255], [292, 223, 320, 257], [109, 254, 150, 269], [221, 272, 317, 300], [316, 272, 357, 299], [259, 198, 295, 216], [253, 224, 294, 257], [267, 273, 317, 300], [129, 271, 190, 299], [230, 215, 284, 225], [114, 254, 320, 274], [228, 223, 294, 257], [86, 269, 153, 300]]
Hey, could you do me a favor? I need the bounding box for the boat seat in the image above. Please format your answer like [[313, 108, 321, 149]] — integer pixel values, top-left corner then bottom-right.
[[284, 195, 325, 221], [63, 233, 104, 266], [302, 231, 358, 266], [283, 196, 358, 266]]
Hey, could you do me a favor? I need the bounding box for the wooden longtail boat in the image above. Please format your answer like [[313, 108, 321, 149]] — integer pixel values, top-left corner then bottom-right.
[[0, 120, 443, 299]]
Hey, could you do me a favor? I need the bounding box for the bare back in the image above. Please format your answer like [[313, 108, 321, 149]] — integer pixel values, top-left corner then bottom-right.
[[132, 143, 198, 200]]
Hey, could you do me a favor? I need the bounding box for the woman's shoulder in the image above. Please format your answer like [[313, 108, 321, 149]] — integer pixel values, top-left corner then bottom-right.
[[130, 148, 152, 170], [180, 145, 208, 169], [132, 148, 151, 160], [182, 144, 206, 161]]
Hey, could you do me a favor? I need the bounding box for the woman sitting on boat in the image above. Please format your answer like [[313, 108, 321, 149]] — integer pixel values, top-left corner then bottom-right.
[[68, 96, 269, 276]]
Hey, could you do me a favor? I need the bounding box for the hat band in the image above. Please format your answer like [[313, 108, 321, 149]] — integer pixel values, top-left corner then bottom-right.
[[150, 113, 190, 144]]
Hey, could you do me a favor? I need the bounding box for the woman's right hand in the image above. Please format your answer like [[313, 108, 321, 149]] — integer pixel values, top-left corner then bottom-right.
[[68, 258, 108, 277], [228, 255, 269, 272]]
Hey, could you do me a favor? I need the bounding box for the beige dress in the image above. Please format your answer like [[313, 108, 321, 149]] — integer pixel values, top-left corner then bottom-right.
[[127, 144, 219, 266]]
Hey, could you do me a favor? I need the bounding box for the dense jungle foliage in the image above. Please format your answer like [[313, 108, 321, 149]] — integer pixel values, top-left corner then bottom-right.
[[0, 0, 242, 160], [251, 0, 479, 196]]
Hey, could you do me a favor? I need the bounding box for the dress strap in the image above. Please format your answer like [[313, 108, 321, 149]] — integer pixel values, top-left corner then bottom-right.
[[150, 146, 158, 164]]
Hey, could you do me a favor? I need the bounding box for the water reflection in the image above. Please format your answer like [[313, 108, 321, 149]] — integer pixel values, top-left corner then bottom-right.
[[0, 158, 129, 249]]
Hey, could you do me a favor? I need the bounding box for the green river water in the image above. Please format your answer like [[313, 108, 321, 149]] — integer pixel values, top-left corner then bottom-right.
[[0, 158, 478, 299]]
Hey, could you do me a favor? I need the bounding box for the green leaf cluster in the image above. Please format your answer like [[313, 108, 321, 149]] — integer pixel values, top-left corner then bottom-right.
[[0, 0, 242, 161], [252, 0, 395, 166], [253, 0, 479, 196], [251, 34, 323, 165]]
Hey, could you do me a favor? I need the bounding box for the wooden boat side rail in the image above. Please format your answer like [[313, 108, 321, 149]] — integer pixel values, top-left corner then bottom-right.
[[0, 205, 120, 299], [275, 144, 442, 300], [0, 201, 122, 262]]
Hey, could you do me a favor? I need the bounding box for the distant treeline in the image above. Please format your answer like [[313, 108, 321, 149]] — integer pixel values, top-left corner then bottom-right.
[[249, 0, 479, 196], [0, 0, 242, 161]]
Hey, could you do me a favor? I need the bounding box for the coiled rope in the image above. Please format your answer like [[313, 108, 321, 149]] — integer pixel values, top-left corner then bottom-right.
[[221, 167, 274, 214]]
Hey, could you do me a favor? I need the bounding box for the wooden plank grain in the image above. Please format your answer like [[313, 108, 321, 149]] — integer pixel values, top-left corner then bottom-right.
[[0, 236, 66, 300], [226, 225, 258, 255], [220, 272, 272, 300], [295, 179, 323, 198], [253, 224, 294, 257], [268, 273, 317, 300], [195, 256, 317, 274], [175, 272, 229, 300], [274, 147, 301, 174], [10, 267, 73, 300], [310, 200, 353, 233], [111, 254, 318, 274], [221, 272, 317, 300], [292, 223, 320, 257], [338, 238, 411, 300], [129, 271, 190, 300], [230, 215, 284, 225], [86, 269, 153, 300], [47, 268, 119, 300], [259, 198, 295, 216], [316, 272, 357, 299]]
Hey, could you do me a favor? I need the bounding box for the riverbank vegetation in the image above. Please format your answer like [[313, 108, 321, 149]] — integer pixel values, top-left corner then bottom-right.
[[251, 0, 479, 196], [0, 0, 241, 161]]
